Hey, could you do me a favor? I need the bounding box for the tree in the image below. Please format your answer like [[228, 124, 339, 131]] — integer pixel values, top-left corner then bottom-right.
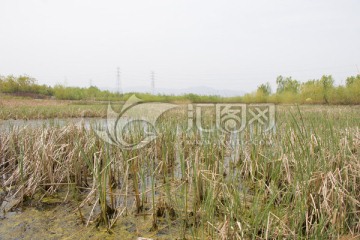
[[345, 75, 360, 104], [319, 75, 334, 104], [257, 82, 272, 96], [276, 76, 300, 94], [345, 74, 360, 87]]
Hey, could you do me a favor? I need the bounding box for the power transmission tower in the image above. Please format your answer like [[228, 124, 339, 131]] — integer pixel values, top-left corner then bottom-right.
[[117, 67, 122, 94], [151, 71, 155, 94]]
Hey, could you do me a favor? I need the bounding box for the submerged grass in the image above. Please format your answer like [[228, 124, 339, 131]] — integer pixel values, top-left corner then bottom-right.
[[0, 105, 359, 239]]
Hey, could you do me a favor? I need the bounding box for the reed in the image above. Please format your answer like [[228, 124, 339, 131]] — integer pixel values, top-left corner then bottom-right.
[[0, 105, 359, 238]]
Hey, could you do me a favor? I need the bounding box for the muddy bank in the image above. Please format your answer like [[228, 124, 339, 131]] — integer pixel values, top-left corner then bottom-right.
[[0, 200, 182, 240]]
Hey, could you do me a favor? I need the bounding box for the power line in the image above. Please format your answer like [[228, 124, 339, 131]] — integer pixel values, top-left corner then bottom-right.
[[117, 67, 122, 94], [151, 71, 155, 94]]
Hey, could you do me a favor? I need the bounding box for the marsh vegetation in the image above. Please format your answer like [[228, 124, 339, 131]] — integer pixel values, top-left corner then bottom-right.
[[0, 105, 359, 239]]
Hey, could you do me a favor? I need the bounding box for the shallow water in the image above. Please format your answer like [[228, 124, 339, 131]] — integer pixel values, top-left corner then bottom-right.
[[0, 118, 107, 131], [0, 188, 182, 239], [0, 202, 177, 239]]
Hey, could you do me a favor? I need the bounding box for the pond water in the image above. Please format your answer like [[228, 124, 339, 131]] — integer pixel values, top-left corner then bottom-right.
[[0, 118, 108, 131]]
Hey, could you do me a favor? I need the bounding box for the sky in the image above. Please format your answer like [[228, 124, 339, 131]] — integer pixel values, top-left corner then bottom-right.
[[0, 0, 359, 94]]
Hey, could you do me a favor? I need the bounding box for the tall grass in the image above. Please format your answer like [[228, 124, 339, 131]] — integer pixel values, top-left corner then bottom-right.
[[0, 106, 359, 238]]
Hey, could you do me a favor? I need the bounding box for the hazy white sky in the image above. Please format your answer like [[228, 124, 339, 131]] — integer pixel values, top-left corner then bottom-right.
[[0, 0, 359, 93]]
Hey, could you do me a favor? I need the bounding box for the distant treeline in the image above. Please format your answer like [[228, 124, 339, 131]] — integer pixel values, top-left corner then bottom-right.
[[249, 74, 360, 104], [0, 74, 359, 104], [0, 75, 120, 101]]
